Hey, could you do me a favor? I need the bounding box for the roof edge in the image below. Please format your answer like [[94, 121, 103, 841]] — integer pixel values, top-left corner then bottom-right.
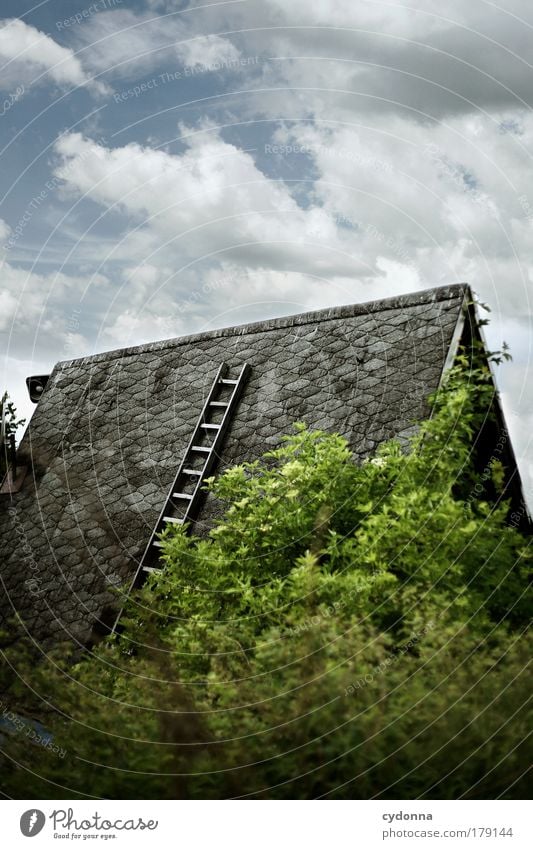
[[56, 283, 471, 370]]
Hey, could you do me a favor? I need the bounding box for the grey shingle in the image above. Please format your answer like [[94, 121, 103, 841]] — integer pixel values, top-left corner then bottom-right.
[[0, 284, 470, 646]]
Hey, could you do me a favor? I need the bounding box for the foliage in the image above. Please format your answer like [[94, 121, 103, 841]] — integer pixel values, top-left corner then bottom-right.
[[0, 392, 26, 482], [0, 392, 25, 477], [0, 351, 530, 799], [0, 392, 26, 441]]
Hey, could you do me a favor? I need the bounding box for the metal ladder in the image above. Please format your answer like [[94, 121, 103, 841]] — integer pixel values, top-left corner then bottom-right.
[[111, 362, 250, 632]]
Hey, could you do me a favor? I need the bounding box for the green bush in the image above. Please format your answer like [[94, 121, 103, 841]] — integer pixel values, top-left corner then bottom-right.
[[0, 353, 530, 798]]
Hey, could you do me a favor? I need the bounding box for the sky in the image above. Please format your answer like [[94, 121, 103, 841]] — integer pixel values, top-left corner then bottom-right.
[[0, 0, 532, 503]]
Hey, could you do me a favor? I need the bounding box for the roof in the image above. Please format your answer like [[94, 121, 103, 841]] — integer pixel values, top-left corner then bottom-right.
[[0, 284, 470, 646]]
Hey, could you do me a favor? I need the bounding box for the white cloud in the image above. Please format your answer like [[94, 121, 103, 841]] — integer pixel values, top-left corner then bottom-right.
[[265, 0, 449, 37], [5, 0, 532, 497], [0, 18, 107, 95], [0, 218, 11, 242], [70, 8, 242, 81], [51, 129, 363, 278], [175, 34, 241, 69], [46, 112, 533, 495], [96, 261, 373, 352], [272, 114, 533, 316], [49, 113, 533, 329], [0, 254, 106, 360], [192, 0, 533, 121], [97, 309, 185, 350]]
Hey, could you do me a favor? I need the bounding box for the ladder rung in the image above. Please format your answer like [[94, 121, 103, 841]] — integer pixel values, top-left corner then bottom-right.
[[111, 361, 251, 636]]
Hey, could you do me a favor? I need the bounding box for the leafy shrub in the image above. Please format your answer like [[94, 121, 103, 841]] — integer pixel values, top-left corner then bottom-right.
[[0, 353, 530, 798]]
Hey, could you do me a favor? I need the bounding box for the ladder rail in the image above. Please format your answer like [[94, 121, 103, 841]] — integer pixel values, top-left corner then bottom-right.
[[172, 361, 250, 526], [111, 362, 250, 633], [136, 362, 228, 564]]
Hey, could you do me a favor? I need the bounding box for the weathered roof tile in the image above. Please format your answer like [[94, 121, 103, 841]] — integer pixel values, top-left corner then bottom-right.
[[0, 284, 469, 646]]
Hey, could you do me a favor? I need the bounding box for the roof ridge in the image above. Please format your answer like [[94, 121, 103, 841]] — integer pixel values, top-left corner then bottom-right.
[[56, 283, 470, 370]]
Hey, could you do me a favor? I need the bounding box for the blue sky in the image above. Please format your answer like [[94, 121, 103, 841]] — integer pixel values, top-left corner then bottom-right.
[[1, 0, 532, 501]]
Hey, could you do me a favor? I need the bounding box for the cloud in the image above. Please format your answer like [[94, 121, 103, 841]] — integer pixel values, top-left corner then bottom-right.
[[4, 0, 532, 498], [175, 34, 241, 69], [265, 0, 449, 37], [93, 260, 376, 354], [51, 128, 364, 278], [0, 18, 108, 95], [270, 114, 533, 315], [70, 8, 243, 82], [0, 253, 107, 361], [46, 110, 533, 497], [48, 111, 533, 327], [0, 218, 11, 243], [187, 0, 533, 120]]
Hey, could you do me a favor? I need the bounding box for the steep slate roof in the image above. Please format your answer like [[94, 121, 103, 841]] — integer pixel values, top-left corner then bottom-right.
[[0, 284, 471, 647]]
